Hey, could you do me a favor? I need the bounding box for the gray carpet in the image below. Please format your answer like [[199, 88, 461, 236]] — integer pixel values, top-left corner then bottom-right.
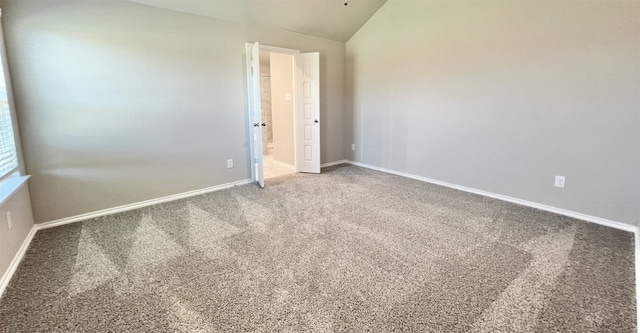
[[0, 164, 635, 332]]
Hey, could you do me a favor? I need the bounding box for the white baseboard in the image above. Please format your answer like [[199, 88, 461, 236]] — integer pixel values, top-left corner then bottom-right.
[[321, 160, 349, 168], [37, 179, 253, 230], [345, 160, 637, 233], [0, 225, 37, 298], [1, 178, 253, 298]]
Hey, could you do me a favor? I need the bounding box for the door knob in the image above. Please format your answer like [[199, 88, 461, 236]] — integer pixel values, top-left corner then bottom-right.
[[261, 123, 266, 127], [314, 119, 319, 123], [253, 123, 259, 127]]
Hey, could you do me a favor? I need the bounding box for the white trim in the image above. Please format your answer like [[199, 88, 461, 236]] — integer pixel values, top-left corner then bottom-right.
[[0, 175, 29, 207], [321, 159, 349, 168], [37, 179, 253, 230], [0, 225, 36, 298], [292, 56, 298, 173], [345, 160, 636, 232]]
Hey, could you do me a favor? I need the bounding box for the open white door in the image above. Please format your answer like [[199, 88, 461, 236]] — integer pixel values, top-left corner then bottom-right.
[[245, 42, 264, 187], [294, 52, 320, 173]]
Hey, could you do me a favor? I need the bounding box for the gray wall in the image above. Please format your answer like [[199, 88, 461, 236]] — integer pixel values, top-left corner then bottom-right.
[[346, 0, 640, 226], [1, 0, 345, 223], [2, 0, 637, 228]]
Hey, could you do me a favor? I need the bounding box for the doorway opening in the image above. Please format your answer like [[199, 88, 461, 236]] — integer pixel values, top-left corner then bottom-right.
[[259, 48, 297, 180], [245, 43, 320, 188]]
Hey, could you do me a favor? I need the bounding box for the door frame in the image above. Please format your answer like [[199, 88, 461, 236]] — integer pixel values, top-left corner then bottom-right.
[[245, 43, 320, 185], [245, 42, 264, 187]]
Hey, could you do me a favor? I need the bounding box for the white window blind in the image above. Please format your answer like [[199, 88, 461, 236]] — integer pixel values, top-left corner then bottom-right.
[[0, 40, 17, 178]]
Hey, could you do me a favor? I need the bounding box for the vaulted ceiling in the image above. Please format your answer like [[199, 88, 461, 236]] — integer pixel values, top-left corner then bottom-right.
[[125, 0, 388, 42]]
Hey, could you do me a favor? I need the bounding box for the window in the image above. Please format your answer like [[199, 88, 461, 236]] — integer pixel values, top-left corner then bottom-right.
[[0, 73, 17, 179], [0, 11, 18, 180]]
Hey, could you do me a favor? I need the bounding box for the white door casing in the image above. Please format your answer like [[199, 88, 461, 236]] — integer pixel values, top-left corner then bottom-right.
[[294, 53, 320, 173], [245, 42, 265, 187]]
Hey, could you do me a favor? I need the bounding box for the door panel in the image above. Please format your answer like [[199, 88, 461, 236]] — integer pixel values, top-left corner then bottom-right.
[[245, 42, 264, 187], [294, 53, 320, 173]]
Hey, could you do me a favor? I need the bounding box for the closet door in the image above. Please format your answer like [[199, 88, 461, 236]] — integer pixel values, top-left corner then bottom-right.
[[294, 52, 320, 174], [245, 42, 265, 187]]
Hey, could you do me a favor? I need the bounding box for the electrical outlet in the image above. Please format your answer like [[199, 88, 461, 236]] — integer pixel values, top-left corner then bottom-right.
[[6, 211, 12, 229], [227, 159, 234, 168], [554, 176, 566, 188], [351, 143, 355, 151]]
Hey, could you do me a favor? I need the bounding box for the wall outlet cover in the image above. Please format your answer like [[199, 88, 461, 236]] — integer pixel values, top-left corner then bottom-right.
[[554, 176, 566, 188]]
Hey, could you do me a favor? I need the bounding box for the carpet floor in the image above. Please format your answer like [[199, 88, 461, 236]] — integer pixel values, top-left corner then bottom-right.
[[0, 164, 635, 332]]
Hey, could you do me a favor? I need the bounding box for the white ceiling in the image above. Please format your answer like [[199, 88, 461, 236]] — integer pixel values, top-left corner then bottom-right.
[[125, 0, 388, 42]]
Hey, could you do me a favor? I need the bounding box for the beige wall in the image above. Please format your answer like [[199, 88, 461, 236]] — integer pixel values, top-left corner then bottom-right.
[[346, 0, 640, 226], [0, 185, 34, 284], [0, 0, 345, 223], [270, 53, 295, 166]]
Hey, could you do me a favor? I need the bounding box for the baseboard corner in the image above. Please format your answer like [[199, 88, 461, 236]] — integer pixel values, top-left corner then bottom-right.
[[36, 178, 254, 231], [0, 225, 37, 298], [321, 160, 349, 168]]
